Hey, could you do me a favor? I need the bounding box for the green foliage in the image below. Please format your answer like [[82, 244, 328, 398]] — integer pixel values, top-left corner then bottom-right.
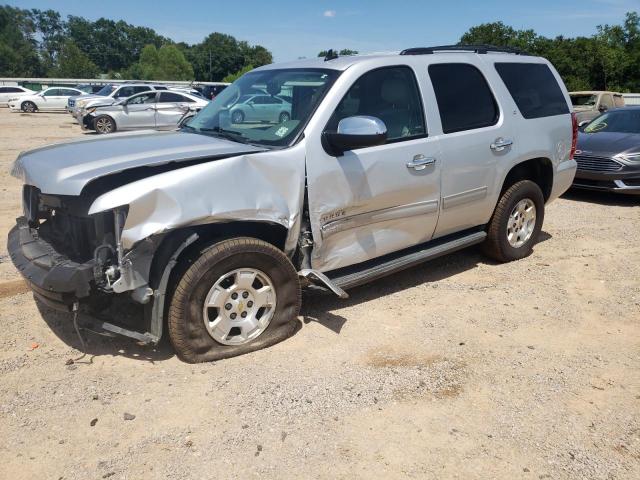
[[223, 64, 254, 83], [0, 5, 271, 81], [49, 39, 99, 77], [127, 44, 194, 81], [317, 49, 359, 57], [459, 11, 640, 91]]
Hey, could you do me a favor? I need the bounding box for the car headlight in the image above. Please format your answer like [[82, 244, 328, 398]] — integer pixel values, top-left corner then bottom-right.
[[613, 152, 640, 164], [77, 100, 88, 107]]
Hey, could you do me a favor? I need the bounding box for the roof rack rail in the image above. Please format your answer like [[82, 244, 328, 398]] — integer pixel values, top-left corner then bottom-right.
[[400, 44, 530, 56]]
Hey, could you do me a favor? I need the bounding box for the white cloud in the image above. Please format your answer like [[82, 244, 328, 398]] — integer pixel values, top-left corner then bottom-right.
[[323, 10, 336, 18]]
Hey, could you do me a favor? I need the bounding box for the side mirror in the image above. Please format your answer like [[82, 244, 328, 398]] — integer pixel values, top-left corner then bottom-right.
[[323, 116, 387, 156]]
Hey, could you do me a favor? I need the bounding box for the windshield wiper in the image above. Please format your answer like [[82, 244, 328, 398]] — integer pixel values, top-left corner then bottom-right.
[[199, 126, 247, 143]]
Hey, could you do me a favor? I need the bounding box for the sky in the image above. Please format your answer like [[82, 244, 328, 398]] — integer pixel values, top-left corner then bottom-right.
[[7, 0, 640, 61]]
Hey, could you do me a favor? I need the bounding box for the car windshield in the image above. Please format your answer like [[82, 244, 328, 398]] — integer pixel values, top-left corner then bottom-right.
[[95, 85, 116, 96], [584, 110, 640, 134], [185, 68, 339, 147], [571, 94, 597, 107]]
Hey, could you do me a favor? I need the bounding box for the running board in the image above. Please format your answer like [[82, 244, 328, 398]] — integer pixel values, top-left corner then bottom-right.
[[327, 230, 487, 290], [298, 269, 349, 298]]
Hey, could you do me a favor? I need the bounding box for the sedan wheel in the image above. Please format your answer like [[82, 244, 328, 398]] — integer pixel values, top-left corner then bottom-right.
[[279, 111, 290, 123], [94, 115, 115, 134], [22, 101, 36, 113], [231, 110, 244, 124]]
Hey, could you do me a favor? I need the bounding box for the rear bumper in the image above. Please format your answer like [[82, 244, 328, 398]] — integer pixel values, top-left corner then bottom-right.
[[8, 217, 96, 311], [573, 167, 640, 195], [548, 159, 577, 202]]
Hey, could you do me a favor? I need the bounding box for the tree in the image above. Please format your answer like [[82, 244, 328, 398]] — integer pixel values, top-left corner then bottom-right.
[[223, 64, 254, 83], [0, 5, 43, 76], [127, 44, 193, 80], [49, 40, 99, 77], [317, 49, 359, 57]]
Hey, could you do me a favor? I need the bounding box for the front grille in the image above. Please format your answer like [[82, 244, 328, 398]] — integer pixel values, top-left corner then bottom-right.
[[575, 154, 623, 172], [68, 99, 75, 107]]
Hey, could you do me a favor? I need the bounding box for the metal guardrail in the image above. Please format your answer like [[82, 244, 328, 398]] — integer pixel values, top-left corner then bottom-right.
[[0, 78, 229, 89]]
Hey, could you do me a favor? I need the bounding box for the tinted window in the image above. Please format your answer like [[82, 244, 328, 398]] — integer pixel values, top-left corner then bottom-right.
[[159, 92, 192, 103], [154, 86, 168, 90], [327, 66, 426, 141], [127, 92, 157, 104], [59, 89, 79, 96], [132, 86, 151, 94], [495, 63, 569, 119], [429, 63, 498, 134], [0, 87, 22, 93], [115, 87, 136, 98], [43, 89, 60, 96]]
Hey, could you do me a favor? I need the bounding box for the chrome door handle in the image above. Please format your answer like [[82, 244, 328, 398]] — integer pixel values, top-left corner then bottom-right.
[[406, 155, 436, 171], [490, 138, 513, 152]]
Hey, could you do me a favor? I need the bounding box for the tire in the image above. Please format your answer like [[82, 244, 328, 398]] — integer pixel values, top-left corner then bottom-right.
[[93, 115, 116, 134], [483, 180, 545, 262], [279, 111, 290, 123], [231, 110, 244, 124], [21, 101, 37, 113], [168, 237, 301, 363]]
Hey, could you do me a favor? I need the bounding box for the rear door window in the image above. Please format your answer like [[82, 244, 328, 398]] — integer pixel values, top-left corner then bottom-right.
[[159, 92, 193, 103], [494, 63, 569, 119], [428, 63, 498, 134]]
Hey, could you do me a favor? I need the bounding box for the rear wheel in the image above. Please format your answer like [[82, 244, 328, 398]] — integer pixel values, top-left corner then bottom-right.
[[483, 180, 544, 262], [21, 101, 36, 113], [94, 115, 116, 134], [167, 237, 301, 363]]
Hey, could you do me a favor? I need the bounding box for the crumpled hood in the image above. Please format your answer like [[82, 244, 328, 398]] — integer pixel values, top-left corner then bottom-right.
[[577, 131, 640, 157], [11, 130, 266, 196]]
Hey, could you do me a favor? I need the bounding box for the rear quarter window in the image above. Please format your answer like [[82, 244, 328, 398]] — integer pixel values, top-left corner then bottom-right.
[[495, 63, 569, 119]]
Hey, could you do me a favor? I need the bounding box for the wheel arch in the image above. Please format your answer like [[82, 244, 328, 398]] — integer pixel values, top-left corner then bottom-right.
[[500, 157, 553, 202], [94, 113, 117, 132], [148, 220, 291, 290]]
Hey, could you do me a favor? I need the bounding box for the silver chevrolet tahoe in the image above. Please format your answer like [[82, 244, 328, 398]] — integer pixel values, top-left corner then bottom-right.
[[9, 45, 578, 363]]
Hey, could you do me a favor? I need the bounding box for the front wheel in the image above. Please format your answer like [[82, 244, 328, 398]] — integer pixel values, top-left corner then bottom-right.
[[21, 101, 37, 113], [93, 115, 116, 134], [167, 238, 301, 363], [483, 180, 545, 262], [231, 110, 244, 124], [279, 111, 290, 123]]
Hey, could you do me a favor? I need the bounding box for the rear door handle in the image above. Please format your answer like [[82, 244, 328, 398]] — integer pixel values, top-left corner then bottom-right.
[[490, 138, 513, 152], [406, 154, 436, 171]]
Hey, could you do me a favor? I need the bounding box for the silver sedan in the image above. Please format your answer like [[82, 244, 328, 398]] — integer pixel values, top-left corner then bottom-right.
[[82, 91, 209, 134]]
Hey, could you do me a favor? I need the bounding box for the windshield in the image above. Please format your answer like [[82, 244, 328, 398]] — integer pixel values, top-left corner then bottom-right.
[[571, 94, 597, 107], [185, 68, 339, 147], [95, 85, 116, 96], [584, 110, 640, 134]]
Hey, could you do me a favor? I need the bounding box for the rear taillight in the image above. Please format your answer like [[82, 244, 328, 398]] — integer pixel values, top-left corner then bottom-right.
[[570, 112, 578, 160]]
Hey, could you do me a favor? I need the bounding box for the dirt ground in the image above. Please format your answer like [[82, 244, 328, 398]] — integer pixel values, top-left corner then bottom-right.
[[0, 108, 638, 480]]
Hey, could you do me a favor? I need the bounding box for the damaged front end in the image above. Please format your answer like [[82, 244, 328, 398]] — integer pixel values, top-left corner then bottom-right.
[[9, 186, 141, 309]]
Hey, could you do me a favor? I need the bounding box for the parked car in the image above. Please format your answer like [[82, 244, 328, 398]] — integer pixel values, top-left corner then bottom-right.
[[68, 84, 169, 121], [8, 45, 577, 363], [230, 94, 292, 124], [0, 86, 35, 106], [197, 83, 229, 100], [572, 106, 640, 194], [570, 91, 625, 123], [75, 84, 108, 94], [82, 90, 209, 134], [8, 87, 86, 112]]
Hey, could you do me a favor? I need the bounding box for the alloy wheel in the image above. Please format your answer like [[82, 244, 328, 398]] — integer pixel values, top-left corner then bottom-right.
[[507, 198, 536, 248]]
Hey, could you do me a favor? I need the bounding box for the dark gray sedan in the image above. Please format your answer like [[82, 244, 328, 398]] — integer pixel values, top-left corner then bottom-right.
[[573, 107, 640, 194]]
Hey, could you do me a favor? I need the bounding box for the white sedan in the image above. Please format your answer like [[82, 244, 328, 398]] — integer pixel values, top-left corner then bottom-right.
[[8, 87, 86, 112], [0, 86, 35, 106]]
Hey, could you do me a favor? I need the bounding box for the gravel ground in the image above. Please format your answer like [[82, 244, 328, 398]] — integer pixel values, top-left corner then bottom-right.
[[0, 109, 638, 479]]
